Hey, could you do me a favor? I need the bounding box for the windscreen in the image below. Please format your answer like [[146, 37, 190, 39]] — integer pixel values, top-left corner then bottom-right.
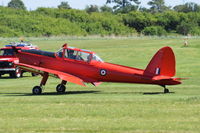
[[92, 54, 103, 62]]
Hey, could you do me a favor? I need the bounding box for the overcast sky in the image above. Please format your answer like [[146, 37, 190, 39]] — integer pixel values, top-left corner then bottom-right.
[[1, 0, 200, 10]]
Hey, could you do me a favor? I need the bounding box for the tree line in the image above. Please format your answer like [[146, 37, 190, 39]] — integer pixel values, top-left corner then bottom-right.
[[0, 0, 200, 37]]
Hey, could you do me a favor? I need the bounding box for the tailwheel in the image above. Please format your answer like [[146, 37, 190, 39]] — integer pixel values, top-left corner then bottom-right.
[[164, 88, 169, 93], [56, 84, 66, 93], [32, 86, 42, 95], [163, 85, 170, 93]]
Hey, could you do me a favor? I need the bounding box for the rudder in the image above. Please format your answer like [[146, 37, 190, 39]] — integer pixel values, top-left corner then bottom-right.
[[144, 47, 176, 77]]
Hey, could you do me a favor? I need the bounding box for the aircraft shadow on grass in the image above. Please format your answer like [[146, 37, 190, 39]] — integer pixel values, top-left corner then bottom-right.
[[98, 91, 175, 95], [0, 90, 101, 97], [0, 77, 16, 79], [0, 76, 29, 79], [143, 92, 175, 95], [0, 90, 175, 97]]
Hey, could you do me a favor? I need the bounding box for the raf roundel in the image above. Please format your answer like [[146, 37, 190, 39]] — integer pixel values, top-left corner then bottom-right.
[[100, 69, 107, 76]]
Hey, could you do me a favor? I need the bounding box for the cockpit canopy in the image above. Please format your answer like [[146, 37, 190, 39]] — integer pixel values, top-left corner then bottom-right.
[[57, 46, 103, 63]]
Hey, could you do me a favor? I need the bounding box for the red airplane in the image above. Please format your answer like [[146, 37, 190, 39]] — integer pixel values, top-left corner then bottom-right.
[[13, 44, 182, 95]]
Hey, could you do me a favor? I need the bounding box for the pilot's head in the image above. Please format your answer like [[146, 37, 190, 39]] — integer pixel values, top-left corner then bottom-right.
[[68, 50, 74, 54]]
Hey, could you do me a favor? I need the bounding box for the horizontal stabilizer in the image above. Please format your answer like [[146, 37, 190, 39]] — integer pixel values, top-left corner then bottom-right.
[[152, 75, 171, 81], [173, 77, 188, 81]]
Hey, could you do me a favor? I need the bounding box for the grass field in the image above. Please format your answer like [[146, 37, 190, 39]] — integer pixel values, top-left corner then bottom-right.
[[0, 37, 200, 133]]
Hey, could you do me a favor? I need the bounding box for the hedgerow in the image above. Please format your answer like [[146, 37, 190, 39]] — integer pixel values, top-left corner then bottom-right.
[[1, 6, 200, 37]]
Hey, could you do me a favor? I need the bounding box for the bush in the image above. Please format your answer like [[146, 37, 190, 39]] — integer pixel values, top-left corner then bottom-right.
[[0, 25, 20, 37], [190, 27, 200, 35], [155, 11, 180, 31], [35, 8, 135, 36], [142, 26, 167, 36], [2, 6, 200, 37], [176, 21, 198, 35], [123, 11, 157, 32]]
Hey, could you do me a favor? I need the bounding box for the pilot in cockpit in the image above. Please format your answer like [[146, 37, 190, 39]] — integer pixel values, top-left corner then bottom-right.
[[68, 50, 76, 59]]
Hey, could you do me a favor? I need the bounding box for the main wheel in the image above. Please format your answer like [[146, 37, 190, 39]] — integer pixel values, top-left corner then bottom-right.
[[56, 84, 66, 93], [164, 88, 169, 93], [32, 86, 42, 95], [10, 67, 22, 78]]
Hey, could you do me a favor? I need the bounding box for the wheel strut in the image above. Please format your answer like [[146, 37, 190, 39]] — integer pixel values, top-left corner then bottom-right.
[[32, 72, 49, 95], [40, 72, 49, 87]]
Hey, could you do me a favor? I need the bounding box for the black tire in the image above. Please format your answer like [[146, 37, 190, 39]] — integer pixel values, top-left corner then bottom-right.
[[164, 88, 169, 93], [56, 84, 66, 93], [10, 67, 22, 78], [32, 86, 42, 95]]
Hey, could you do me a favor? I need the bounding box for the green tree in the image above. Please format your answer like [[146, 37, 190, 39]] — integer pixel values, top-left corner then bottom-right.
[[148, 0, 169, 13], [58, 1, 71, 9], [173, 2, 200, 13], [100, 5, 113, 13], [176, 21, 198, 35], [123, 11, 156, 32], [106, 0, 141, 13], [139, 7, 150, 12], [7, 0, 26, 10], [85, 5, 99, 13], [156, 11, 180, 31]]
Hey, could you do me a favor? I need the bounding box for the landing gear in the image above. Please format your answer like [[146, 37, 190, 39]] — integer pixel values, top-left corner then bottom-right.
[[56, 80, 67, 93], [164, 88, 169, 93], [162, 85, 170, 93], [32, 86, 42, 95], [31, 72, 68, 95], [32, 72, 49, 95], [56, 84, 66, 93]]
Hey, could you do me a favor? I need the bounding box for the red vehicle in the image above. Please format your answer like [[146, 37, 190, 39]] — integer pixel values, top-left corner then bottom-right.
[[0, 42, 39, 78], [13, 44, 182, 95]]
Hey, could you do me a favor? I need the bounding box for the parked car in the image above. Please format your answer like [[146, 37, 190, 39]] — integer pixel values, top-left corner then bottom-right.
[[0, 42, 39, 78]]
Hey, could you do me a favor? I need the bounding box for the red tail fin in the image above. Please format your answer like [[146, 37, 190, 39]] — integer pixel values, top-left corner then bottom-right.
[[144, 47, 176, 77]]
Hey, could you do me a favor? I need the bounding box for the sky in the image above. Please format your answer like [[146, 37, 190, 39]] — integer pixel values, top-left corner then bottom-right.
[[1, 0, 200, 10]]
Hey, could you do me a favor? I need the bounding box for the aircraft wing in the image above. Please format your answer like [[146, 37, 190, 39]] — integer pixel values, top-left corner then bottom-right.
[[15, 63, 85, 86]]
